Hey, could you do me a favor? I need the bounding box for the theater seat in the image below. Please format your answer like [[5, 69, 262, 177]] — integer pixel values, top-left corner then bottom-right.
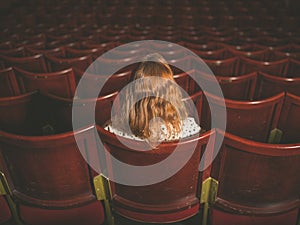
[[96, 126, 215, 223], [278, 93, 300, 143], [256, 71, 300, 99], [0, 67, 20, 97], [201, 92, 284, 142], [14, 67, 76, 97], [42, 91, 118, 133], [0, 54, 48, 73], [45, 54, 93, 72], [208, 130, 300, 225], [0, 126, 106, 225]]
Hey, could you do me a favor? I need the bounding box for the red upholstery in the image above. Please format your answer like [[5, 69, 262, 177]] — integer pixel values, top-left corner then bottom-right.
[[201, 92, 284, 142], [196, 71, 257, 100], [45, 54, 93, 72], [73, 68, 131, 97], [14, 67, 76, 97], [97, 126, 214, 223], [192, 48, 230, 60], [0, 91, 40, 135], [239, 56, 288, 76], [65, 46, 104, 60], [0, 54, 48, 73], [210, 130, 300, 225], [256, 71, 300, 99], [0, 127, 105, 225], [286, 58, 300, 77], [173, 69, 195, 95], [202, 57, 239, 76], [0, 46, 25, 57], [42, 91, 118, 132]]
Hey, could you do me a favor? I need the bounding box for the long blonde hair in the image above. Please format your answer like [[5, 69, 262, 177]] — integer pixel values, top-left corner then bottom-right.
[[112, 53, 187, 144]]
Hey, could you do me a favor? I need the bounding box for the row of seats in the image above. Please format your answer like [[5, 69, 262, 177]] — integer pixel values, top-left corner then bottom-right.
[[0, 87, 299, 145], [1, 31, 299, 54], [1, 64, 300, 102], [0, 43, 299, 80], [1, 126, 299, 225], [1, 41, 300, 62], [1, 26, 299, 45]]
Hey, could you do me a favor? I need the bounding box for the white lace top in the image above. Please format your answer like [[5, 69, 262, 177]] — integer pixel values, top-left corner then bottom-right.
[[104, 117, 201, 141]]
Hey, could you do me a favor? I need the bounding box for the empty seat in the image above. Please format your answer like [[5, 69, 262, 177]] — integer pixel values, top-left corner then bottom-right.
[[192, 48, 231, 60], [43, 91, 118, 132], [238, 56, 288, 76], [202, 57, 239, 76], [65, 46, 104, 60], [278, 93, 300, 143], [74, 68, 131, 97], [26, 46, 65, 57], [173, 69, 195, 95], [0, 54, 48, 72], [209, 130, 300, 225], [286, 58, 300, 77], [0, 67, 21, 97], [0, 126, 105, 225], [196, 71, 257, 100], [167, 55, 192, 74], [0, 91, 42, 135], [45, 54, 93, 72], [201, 92, 284, 142], [0, 46, 26, 57], [228, 47, 269, 61], [255, 71, 300, 99], [274, 44, 300, 60], [97, 126, 214, 223], [14, 67, 76, 97]]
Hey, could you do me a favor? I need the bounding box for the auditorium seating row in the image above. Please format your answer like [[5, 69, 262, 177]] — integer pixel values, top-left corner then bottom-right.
[[0, 86, 299, 147], [0, 43, 298, 83], [1, 26, 299, 46], [0, 28, 299, 52], [1, 64, 300, 103], [1, 126, 299, 225], [0, 42, 299, 62]]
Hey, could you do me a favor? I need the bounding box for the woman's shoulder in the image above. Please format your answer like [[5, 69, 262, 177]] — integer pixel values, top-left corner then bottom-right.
[[180, 117, 201, 138]]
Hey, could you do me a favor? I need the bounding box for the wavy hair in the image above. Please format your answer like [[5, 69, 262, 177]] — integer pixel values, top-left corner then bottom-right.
[[112, 53, 187, 144]]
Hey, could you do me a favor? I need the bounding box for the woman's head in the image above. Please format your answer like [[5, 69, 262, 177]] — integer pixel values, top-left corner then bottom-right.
[[112, 53, 187, 145], [132, 53, 174, 81]]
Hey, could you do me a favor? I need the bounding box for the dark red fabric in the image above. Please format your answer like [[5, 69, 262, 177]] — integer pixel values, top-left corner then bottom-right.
[[114, 204, 199, 223], [210, 207, 298, 225], [19, 200, 105, 225], [0, 196, 12, 224]]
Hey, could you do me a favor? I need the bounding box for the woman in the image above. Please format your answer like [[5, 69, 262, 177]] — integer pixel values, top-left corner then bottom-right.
[[106, 53, 201, 145]]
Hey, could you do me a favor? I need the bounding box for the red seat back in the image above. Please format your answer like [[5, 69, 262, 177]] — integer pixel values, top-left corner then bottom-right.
[[97, 126, 214, 223], [201, 92, 284, 142], [210, 130, 300, 225]]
